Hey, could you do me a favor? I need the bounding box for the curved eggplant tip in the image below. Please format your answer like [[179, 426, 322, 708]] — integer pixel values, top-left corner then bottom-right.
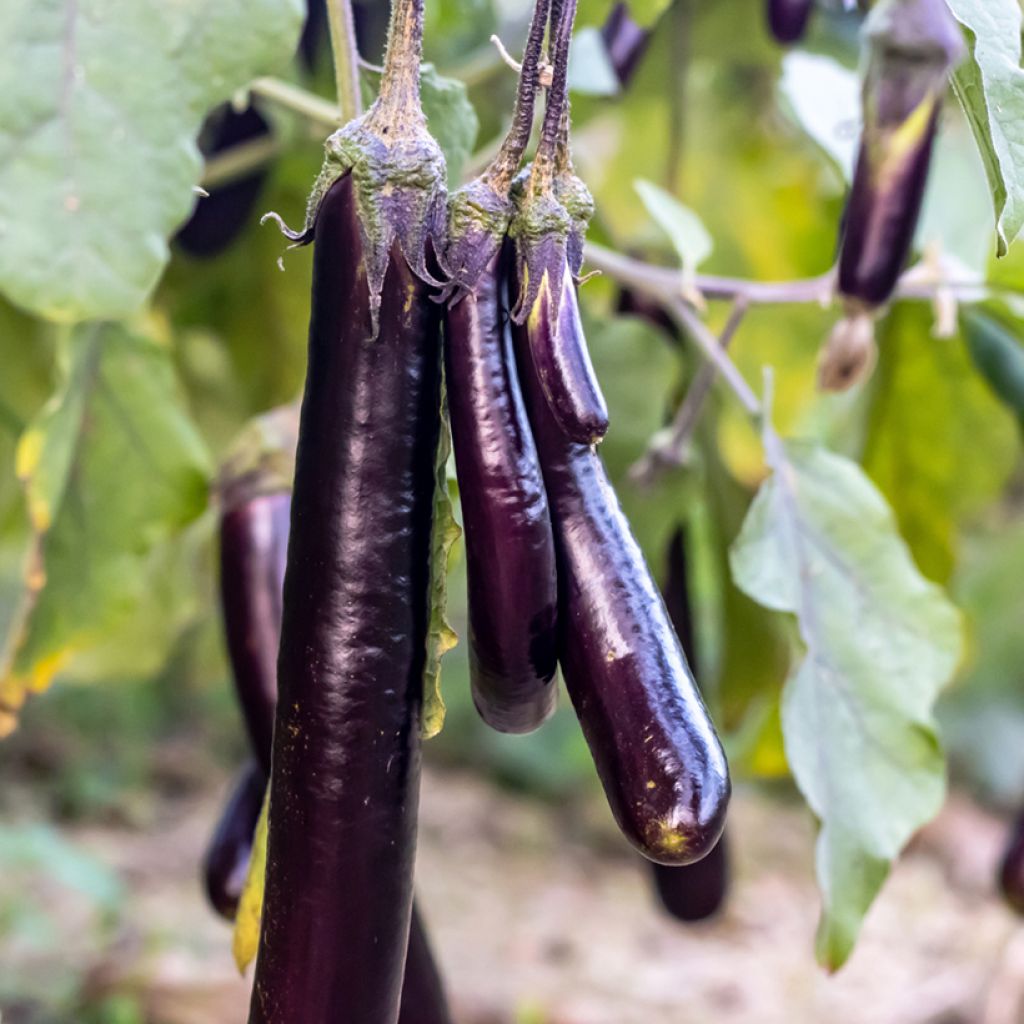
[[629, 775, 731, 867], [470, 679, 558, 735], [545, 397, 609, 447]]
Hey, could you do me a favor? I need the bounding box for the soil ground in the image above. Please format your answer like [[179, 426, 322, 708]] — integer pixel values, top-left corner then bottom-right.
[[5, 766, 1024, 1024]]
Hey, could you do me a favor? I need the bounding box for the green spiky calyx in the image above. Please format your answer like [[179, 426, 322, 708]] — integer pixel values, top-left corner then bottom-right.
[[508, 180, 572, 324], [441, 180, 513, 305]]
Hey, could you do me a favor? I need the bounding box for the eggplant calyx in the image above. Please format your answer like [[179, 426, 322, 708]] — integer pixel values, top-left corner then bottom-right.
[[555, 171, 594, 281], [439, 180, 513, 305], [509, 185, 571, 324]]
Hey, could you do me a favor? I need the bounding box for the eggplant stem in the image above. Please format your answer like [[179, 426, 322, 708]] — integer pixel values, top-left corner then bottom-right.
[[326, 0, 363, 123], [529, 0, 577, 195], [484, 0, 554, 194], [373, 0, 427, 126]]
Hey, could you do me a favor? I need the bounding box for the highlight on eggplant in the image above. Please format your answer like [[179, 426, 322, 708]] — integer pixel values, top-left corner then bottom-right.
[[510, 268, 730, 864], [836, 0, 965, 312], [248, 0, 447, 1019], [509, 0, 609, 446], [766, 0, 815, 46]]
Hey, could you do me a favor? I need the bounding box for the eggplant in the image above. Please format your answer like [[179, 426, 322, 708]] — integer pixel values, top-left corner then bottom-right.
[[204, 760, 266, 921], [442, 0, 558, 734], [1000, 812, 1024, 916], [836, 0, 964, 309], [249, 1, 447, 1015], [175, 105, 273, 258], [250, 167, 439, 1023], [648, 530, 729, 920], [511, 272, 730, 865], [766, 0, 814, 45], [600, 3, 652, 89], [398, 906, 454, 1024], [219, 490, 291, 776], [445, 251, 558, 732], [521, 266, 608, 445]]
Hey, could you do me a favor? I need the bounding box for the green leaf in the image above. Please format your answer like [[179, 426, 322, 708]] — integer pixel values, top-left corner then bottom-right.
[[862, 305, 1018, 584], [946, 0, 1024, 256], [233, 782, 269, 974], [360, 63, 478, 186], [568, 28, 621, 98], [423, 378, 461, 740], [962, 307, 1024, 424], [731, 436, 962, 969], [634, 179, 713, 278], [0, 322, 212, 735], [0, 0, 304, 323], [780, 53, 860, 181], [576, 0, 671, 28]]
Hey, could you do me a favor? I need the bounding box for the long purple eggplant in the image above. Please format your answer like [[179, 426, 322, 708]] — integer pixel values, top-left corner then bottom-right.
[[836, 0, 964, 309], [766, 0, 814, 45], [249, 1, 447, 1017], [219, 491, 291, 775], [204, 759, 266, 921], [443, 0, 558, 733], [511, 272, 730, 865], [251, 172, 438, 1022], [648, 530, 729, 920], [214, 434, 451, 1020], [446, 252, 558, 732]]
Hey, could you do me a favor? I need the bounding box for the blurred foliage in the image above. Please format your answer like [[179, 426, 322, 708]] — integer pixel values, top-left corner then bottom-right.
[[1, 0, 1024, 986]]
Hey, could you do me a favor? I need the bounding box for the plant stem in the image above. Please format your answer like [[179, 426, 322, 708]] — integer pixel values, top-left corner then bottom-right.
[[326, 0, 363, 123], [374, 0, 426, 120], [530, 0, 577, 193], [584, 240, 1000, 307], [201, 135, 282, 188], [484, 0, 552, 193], [629, 298, 749, 485], [249, 77, 341, 129]]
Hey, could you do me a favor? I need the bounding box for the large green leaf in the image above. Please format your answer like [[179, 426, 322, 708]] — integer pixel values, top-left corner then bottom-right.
[[0, 322, 212, 735], [946, 0, 1024, 256], [862, 305, 1018, 584], [731, 436, 962, 969], [0, 0, 304, 323]]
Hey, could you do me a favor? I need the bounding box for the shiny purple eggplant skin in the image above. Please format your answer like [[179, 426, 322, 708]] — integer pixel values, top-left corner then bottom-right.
[[1000, 812, 1024, 916], [648, 531, 729, 921], [398, 906, 453, 1024], [511, 287, 729, 867], [219, 491, 290, 776], [837, 108, 938, 306], [203, 759, 265, 921], [601, 3, 652, 88], [767, 0, 814, 44], [527, 267, 609, 446], [445, 253, 558, 733], [249, 173, 440, 1024]]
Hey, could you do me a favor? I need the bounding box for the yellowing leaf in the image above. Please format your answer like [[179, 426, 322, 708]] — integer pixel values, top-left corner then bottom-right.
[[233, 785, 270, 974], [0, 323, 211, 734], [423, 381, 461, 740]]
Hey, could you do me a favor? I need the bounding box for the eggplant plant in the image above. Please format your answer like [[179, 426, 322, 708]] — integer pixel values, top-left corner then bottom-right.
[[4, 0, 1024, 1017]]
